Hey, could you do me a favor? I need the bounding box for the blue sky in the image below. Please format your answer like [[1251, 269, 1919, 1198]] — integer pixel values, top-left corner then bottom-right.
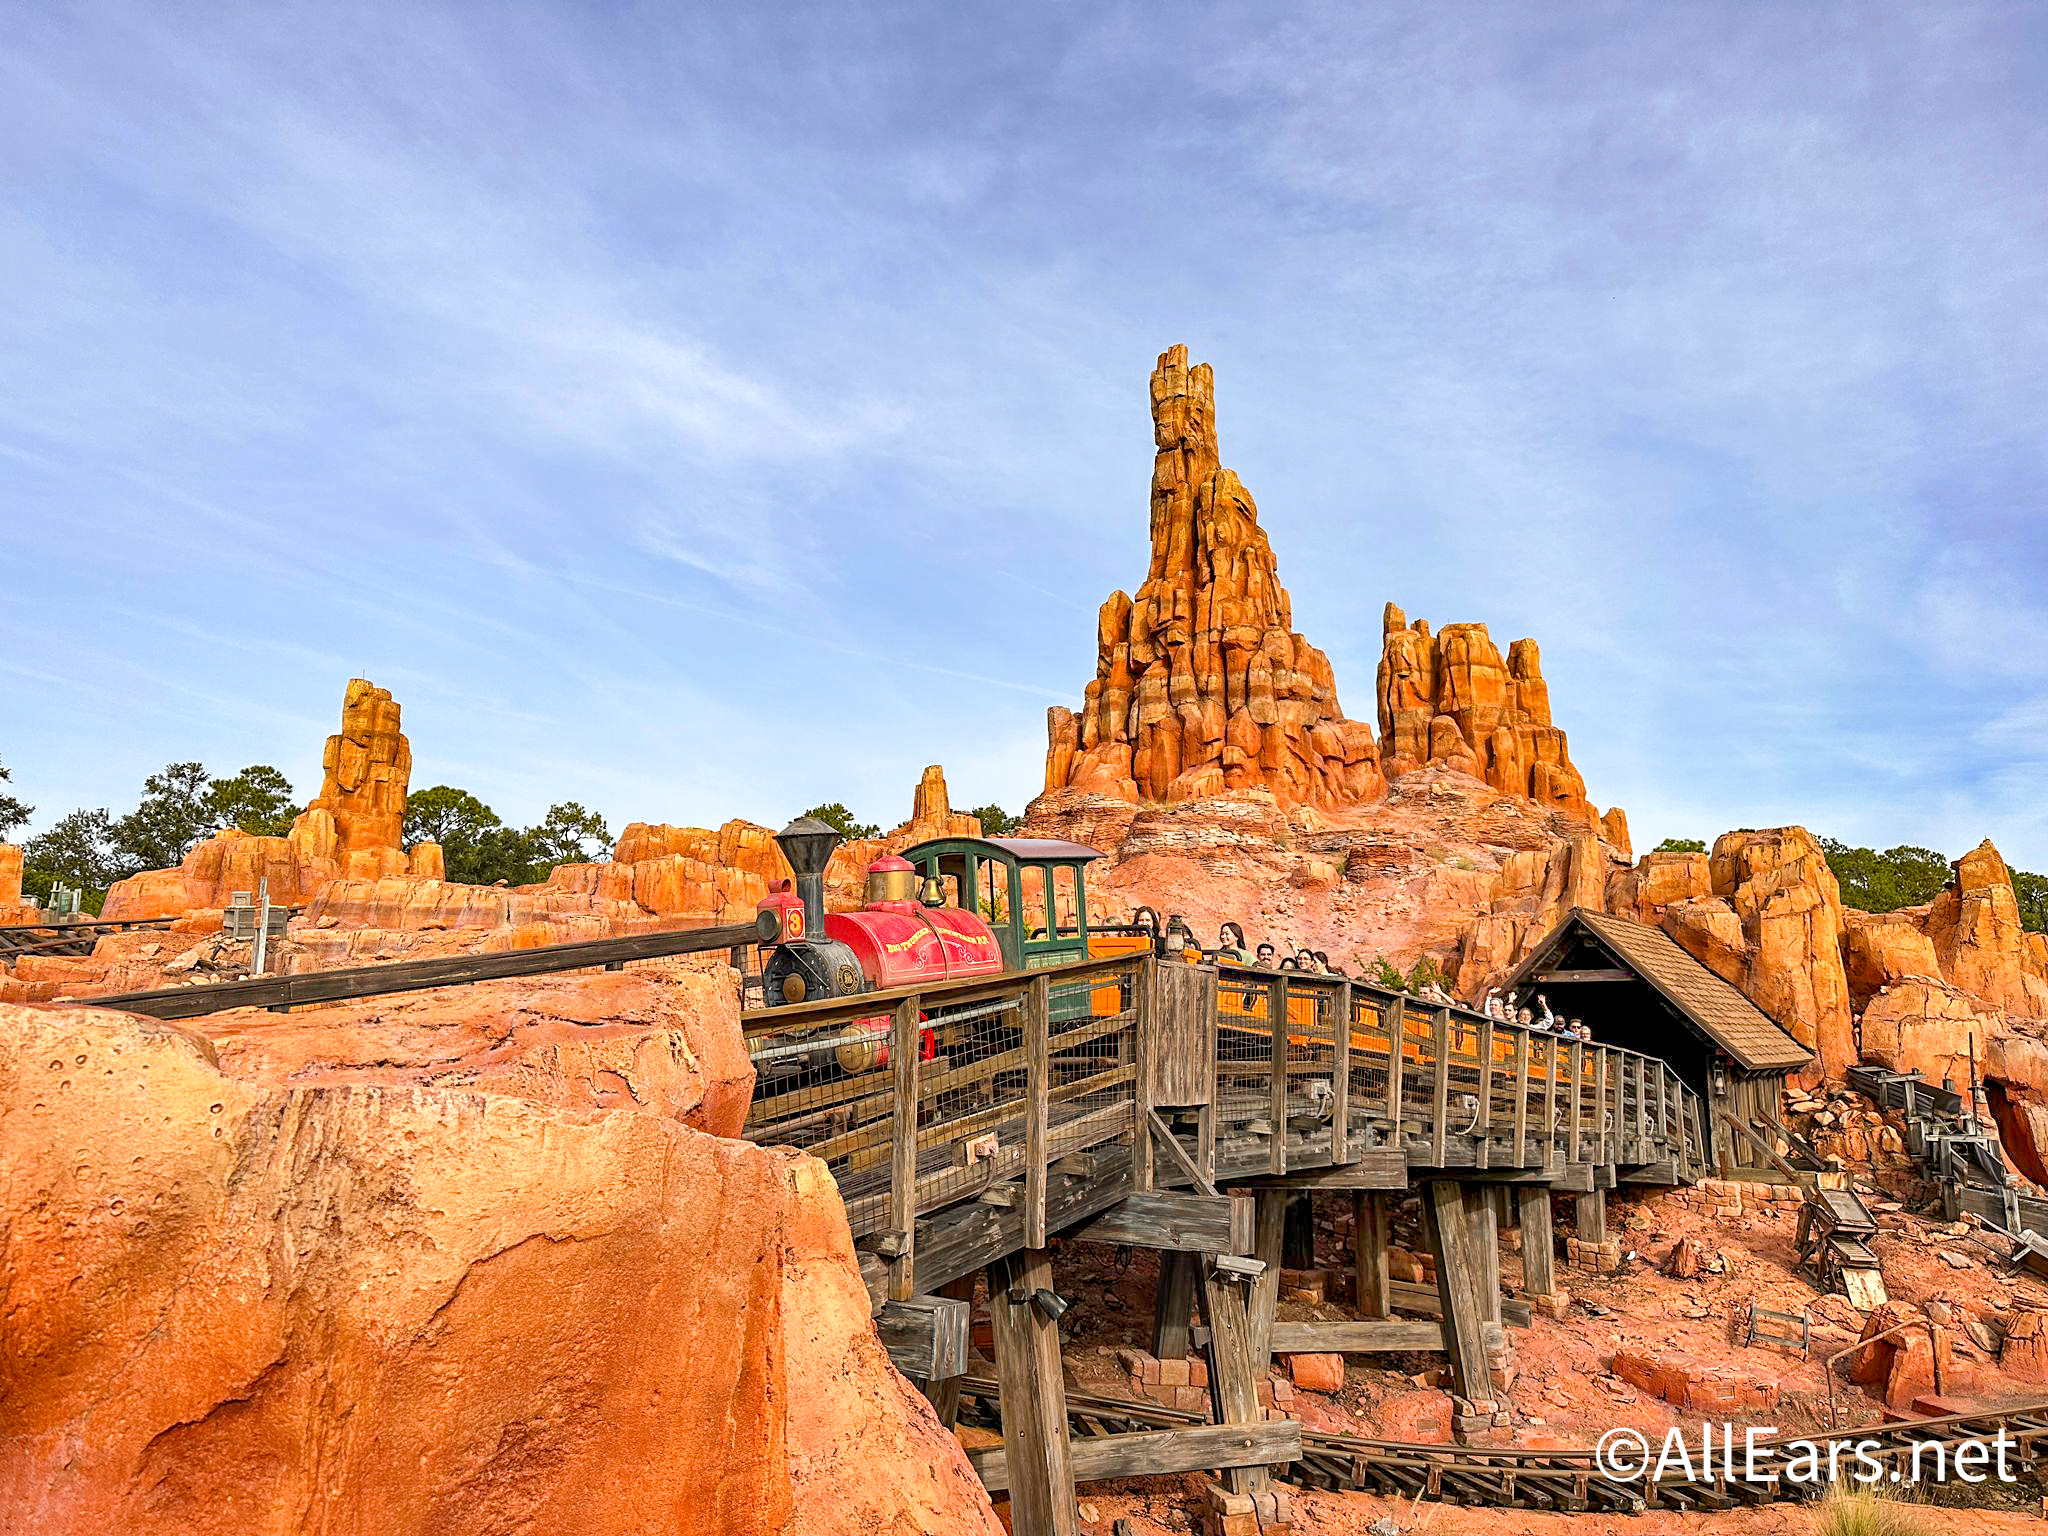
[[5, 3, 2046, 867]]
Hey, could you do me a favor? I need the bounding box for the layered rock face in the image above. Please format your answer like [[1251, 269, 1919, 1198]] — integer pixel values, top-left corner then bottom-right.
[[0, 1001, 1000, 1536], [0, 842, 35, 923], [897, 765, 982, 840], [1377, 605, 1601, 827], [1042, 345, 1383, 812]]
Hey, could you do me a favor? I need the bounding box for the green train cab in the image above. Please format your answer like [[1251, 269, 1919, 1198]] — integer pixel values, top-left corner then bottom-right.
[[899, 836, 1102, 974]]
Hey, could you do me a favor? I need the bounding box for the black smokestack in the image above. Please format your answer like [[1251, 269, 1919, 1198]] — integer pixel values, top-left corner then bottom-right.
[[775, 816, 842, 943]]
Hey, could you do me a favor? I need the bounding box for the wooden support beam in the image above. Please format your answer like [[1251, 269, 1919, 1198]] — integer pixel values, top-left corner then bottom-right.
[[1355, 1191, 1391, 1319], [1224, 1148, 1406, 1189], [969, 1419, 1302, 1493], [1389, 1279, 1533, 1330], [877, 1294, 971, 1380], [1023, 973, 1053, 1250], [1200, 1259, 1272, 1497], [1517, 1185, 1556, 1299], [1267, 976, 1289, 1176], [1421, 1180, 1494, 1410], [1430, 1008, 1451, 1166], [1463, 1183, 1502, 1328], [1147, 1109, 1220, 1198], [1382, 994, 1405, 1127], [1528, 967, 1634, 983], [989, 1248, 1078, 1536], [1152, 1250, 1199, 1361], [1070, 1192, 1241, 1253], [1270, 1319, 1446, 1353], [919, 1274, 978, 1429], [1247, 1191, 1286, 1370], [1133, 961, 1156, 1193], [1576, 1187, 1607, 1244]]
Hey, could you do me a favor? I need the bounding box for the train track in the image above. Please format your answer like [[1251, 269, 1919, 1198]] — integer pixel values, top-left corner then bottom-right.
[[959, 1381, 2048, 1511]]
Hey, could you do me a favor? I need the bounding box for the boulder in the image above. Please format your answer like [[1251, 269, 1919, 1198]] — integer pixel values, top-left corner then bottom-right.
[[1858, 981, 2001, 1090], [0, 1002, 999, 1536], [1926, 840, 2048, 1018], [1039, 345, 1385, 812]]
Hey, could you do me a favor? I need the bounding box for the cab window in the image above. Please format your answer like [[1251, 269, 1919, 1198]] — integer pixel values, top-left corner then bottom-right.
[[978, 857, 1011, 925], [1020, 864, 1049, 939], [1052, 865, 1081, 935]]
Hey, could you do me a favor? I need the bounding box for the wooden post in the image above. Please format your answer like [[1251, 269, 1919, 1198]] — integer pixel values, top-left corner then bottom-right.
[[1201, 1261, 1270, 1497], [1476, 1017, 1495, 1145], [989, 1249, 1079, 1536], [1430, 1008, 1451, 1166], [1249, 1189, 1287, 1369], [1133, 961, 1156, 1192], [1331, 979, 1353, 1164], [1024, 973, 1052, 1249], [1512, 1030, 1530, 1166], [1597, 1048, 1613, 1163], [1382, 994, 1406, 1133], [1540, 1034, 1556, 1170], [923, 1272, 979, 1428], [1518, 1186, 1556, 1298], [1152, 1251, 1198, 1361], [1268, 976, 1289, 1175], [1567, 1041, 1584, 1163], [1576, 1187, 1606, 1245], [1462, 1183, 1502, 1327], [1421, 1180, 1494, 1415], [889, 994, 922, 1302], [1354, 1191, 1391, 1318]]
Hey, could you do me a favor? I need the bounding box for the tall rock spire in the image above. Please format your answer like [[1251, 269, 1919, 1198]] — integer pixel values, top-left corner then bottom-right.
[[1043, 345, 1384, 810]]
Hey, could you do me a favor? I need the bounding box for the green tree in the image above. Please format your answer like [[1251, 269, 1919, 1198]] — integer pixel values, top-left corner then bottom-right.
[[2016, 870, 2048, 935], [526, 801, 612, 869], [0, 756, 32, 841], [23, 808, 122, 910], [1820, 839, 1952, 914], [109, 762, 213, 872], [205, 764, 297, 838], [971, 804, 1021, 835], [404, 785, 536, 885], [800, 802, 880, 840], [1652, 837, 1706, 854]]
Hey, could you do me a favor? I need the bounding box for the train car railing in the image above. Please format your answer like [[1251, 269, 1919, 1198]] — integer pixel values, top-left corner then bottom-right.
[[740, 952, 1149, 1300]]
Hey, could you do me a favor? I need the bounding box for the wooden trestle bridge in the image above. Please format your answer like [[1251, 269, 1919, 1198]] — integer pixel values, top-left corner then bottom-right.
[[741, 952, 1712, 1534]]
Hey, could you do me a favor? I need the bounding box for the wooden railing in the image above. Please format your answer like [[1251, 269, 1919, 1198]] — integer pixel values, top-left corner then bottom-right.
[[742, 956, 1706, 1287]]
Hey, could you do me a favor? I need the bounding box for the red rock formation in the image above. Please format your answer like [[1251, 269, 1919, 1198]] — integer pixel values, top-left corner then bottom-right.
[[0, 1002, 1001, 1536], [1927, 840, 2048, 1018], [1858, 980, 2003, 1089], [309, 677, 415, 877], [0, 842, 35, 923], [1376, 605, 1603, 827], [1453, 826, 1609, 996], [1041, 345, 1383, 812], [896, 764, 981, 840]]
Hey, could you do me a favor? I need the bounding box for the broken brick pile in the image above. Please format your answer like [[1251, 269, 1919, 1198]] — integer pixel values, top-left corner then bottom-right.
[[1198, 1480, 1293, 1536], [1113, 1347, 1294, 1418]]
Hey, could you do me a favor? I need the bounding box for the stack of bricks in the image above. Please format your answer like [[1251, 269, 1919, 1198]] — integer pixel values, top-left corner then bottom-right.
[[1113, 1348, 1293, 1419], [1650, 1177, 1807, 1220], [1564, 1233, 1625, 1273], [1198, 1480, 1293, 1535], [1610, 1348, 1782, 1412]]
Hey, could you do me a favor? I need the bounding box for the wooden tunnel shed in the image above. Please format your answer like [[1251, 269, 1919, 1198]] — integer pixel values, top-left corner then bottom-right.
[[1505, 908, 1812, 1169]]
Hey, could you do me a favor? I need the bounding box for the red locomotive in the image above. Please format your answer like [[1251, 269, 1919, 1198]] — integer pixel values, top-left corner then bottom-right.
[[752, 816, 1006, 1078]]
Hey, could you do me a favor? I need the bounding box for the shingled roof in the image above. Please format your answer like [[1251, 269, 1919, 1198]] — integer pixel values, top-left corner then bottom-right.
[[1509, 907, 1813, 1072]]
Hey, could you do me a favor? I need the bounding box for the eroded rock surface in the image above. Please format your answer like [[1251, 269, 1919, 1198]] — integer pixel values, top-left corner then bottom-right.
[[0, 1001, 999, 1536], [1042, 345, 1382, 811]]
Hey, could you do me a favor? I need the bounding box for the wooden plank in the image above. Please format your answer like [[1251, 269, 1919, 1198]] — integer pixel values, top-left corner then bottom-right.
[[1146, 961, 1217, 1107], [83, 918, 764, 1020], [1597, 1048, 1613, 1162], [1148, 1109, 1220, 1198], [1069, 1192, 1240, 1253], [1247, 1191, 1286, 1368], [877, 1294, 970, 1379], [971, 1419, 1302, 1493], [1268, 977, 1289, 1176], [989, 1249, 1078, 1536], [1576, 1187, 1606, 1244], [921, 1274, 979, 1428], [1540, 1034, 1557, 1171], [1024, 972, 1052, 1249], [896, 1143, 1136, 1302], [1271, 1319, 1446, 1353], [889, 994, 923, 1302], [1529, 967, 1633, 983], [1355, 1192, 1391, 1319], [1567, 1042, 1584, 1163], [1518, 1185, 1556, 1298], [1387, 1279, 1533, 1329], [1430, 1008, 1450, 1166], [1200, 1261, 1271, 1497], [1421, 1179, 1493, 1409], [1383, 995, 1406, 1127], [1331, 979, 1352, 1165], [1476, 1018, 1494, 1141], [1226, 1149, 1406, 1190]]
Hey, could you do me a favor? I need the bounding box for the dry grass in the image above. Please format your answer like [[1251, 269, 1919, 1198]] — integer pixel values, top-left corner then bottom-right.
[[1815, 1485, 1935, 1536]]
